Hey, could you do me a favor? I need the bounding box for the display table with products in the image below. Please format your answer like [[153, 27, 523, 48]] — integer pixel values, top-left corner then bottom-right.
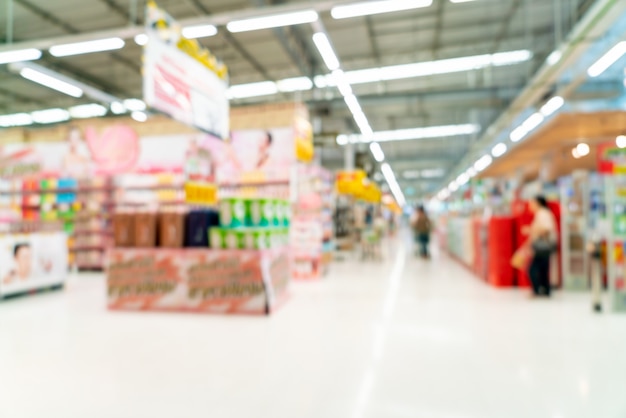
[[106, 247, 289, 315], [0, 231, 68, 300]]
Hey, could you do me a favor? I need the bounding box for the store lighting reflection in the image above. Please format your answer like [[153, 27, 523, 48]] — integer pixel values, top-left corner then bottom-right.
[[617, 135, 626, 148]]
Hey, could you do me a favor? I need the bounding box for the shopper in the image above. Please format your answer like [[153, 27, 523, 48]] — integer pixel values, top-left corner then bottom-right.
[[526, 195, 557, 297], [411, 205, 432, 258]]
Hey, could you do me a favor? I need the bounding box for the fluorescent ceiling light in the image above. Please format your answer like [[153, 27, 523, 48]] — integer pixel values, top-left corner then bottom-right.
[[228, 81, 278, 99], [227, 10, 318, 33], [617, 135, 626, 149], [338, 124, 479, 144], [49, 37, 125, 57], [131, 111, 148, 123], [182, 24, 218, 39], [20, 67, 83, 98], [510, 112, 544, 142], [448, 180, 459, 192], [456, 172, 470, 186], [474, 154, 493, 172], [331, 0, 433, 19], [491, 142, 507, 157], [31, 108, 70, 124], [540, 96, 564, 117], [588, 41, 626, 78], [370, 142, 385, 162], [313, 32, 340, 71], [421, 168, 445, 178], [69, 103, 108, 119], [277, 77, 312, 92], [381, 162, 406, 207], [332, 69, 353, 96], [123, 98, 146, 112], [0, 48, 42, 65], [403, 170, 421, 179], [466, 167, 477, 178], [546, 50, 562, 66], [0, 113, 33, 127], [134, 34, 148, 46], [342, 95, 372, 137], [327, 50, 532, 85], [110, 101, 126, 115]]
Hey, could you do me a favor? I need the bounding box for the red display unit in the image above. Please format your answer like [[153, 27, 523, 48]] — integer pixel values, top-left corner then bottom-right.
[[487, 216, 515, 287]]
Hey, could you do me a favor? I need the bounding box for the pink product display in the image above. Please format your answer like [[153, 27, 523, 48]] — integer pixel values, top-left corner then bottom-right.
[[107, 248, 290, 315]]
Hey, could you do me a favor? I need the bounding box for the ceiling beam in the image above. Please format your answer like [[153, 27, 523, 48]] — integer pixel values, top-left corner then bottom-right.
[[251, 0, 320, 78], [187, 0, 274, 81], [98, 0, 136, 23], [14, 0, 140, 73], [431, 0, 446, 58], [0, 0, 360, 53], [364, 16, 381, 64], [491, 0, 524, 53]]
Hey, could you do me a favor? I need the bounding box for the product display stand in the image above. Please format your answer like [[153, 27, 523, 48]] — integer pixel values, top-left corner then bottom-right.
[[107, 247, 289, 315], [605, 175, 626, 311], [291, 164, 334, 279], [559, 172, 590, 290]]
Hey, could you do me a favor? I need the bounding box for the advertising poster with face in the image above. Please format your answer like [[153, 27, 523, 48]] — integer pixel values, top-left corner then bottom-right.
[[0, 232, 68, 297], [200, 128, 295, 183]]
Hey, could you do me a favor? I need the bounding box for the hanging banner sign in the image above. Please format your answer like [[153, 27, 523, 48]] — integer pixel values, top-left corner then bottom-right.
[[143, 2, 229, 139]]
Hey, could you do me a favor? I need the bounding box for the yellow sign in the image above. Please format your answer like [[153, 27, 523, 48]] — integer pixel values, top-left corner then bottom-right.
[[184, 182, 218, 206], [295, 117, 314, 162], [147, 1, 228, 80], [335, 170, 381, 202]]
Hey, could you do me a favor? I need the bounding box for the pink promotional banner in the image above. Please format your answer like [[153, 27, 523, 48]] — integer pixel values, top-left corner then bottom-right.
[[107, 248, 290, 315]]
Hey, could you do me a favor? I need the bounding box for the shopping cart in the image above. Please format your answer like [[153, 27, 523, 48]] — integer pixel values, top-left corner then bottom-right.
[[361, 226, 383, 260]]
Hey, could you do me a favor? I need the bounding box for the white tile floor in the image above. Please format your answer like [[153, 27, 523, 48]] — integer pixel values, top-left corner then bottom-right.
[[1, 236, 626, 418]]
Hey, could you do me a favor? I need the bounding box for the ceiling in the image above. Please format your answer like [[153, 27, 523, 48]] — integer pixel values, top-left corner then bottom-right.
[[481, 111, 626, 181], [0, 0, 596, 199]]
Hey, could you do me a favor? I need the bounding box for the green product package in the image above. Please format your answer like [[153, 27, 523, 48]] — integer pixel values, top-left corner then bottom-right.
[[209, 228, 225, 249], [247, 199, 263, 227], [282, 201, 291, 227], [260, 199, 275, 227], [273, 200, 284, 227], [220, 198, 247, 228]]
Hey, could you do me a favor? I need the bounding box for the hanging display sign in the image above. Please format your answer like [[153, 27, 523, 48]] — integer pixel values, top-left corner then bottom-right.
[[143, 2, 229, 139], [336, 170, 367, 195], [0, 232, 68, 298], [335, 170, 381, 202], [294, 117, 314, 162]]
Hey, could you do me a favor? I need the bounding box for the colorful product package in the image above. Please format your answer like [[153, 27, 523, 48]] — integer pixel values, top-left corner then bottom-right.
[[159, 210, 186, 248], [113, 212, 135, 247], [220, 198, 247, 228], [185, 209, 220, 247], [134, 212, 158, 248]]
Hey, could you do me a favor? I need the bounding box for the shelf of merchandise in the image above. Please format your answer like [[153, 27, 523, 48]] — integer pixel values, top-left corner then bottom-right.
[[0, 173, 187, 271], [291, 165, 334, 279]]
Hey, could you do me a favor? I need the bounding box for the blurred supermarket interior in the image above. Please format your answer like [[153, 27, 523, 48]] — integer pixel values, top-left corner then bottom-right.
[[1, 0, 626, 417]]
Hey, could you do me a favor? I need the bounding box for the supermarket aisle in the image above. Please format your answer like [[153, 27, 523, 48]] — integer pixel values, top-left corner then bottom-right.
[[1, 236, 626, 418]]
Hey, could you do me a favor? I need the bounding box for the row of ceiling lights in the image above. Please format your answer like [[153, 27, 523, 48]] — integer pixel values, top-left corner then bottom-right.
[[0, 0, 489, 207], [436, 35, 626, 202], [0, 0, 482, 66]]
